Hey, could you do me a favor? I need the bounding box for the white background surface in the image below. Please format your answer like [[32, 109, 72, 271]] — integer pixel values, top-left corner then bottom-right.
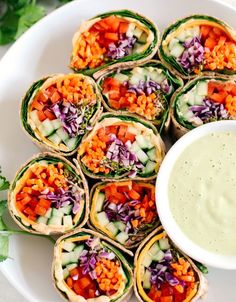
[[0, 0, 236, 301]]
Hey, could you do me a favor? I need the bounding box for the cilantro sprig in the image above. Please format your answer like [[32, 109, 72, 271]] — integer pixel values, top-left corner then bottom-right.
[[0, 167, 55, 263], [0, 0, 74, 45]]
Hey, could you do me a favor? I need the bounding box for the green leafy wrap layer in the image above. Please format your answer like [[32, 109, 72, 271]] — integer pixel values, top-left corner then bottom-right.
[[8, 153, 89, 235], [53, 228, 133, 302], [20, 74, 103, 156], [70, 10, 160, 79], [159, 15, 236, 79], [97, 60, 183, 131], [77, 113, 165, 180]]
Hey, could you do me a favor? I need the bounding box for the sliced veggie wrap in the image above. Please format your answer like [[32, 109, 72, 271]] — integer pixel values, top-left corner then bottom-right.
[[159, 15, 236, 79], [77, 113, 166, 180], [20, 74, 103, 156], [70, 10, 160, 79], [53, 228, 133, 302], [134, 227, 208, 302], [171, 76, 236, 139], [97, 60, 183, 130], [8, 153, 89, 235], [89, 180, 159, 249]]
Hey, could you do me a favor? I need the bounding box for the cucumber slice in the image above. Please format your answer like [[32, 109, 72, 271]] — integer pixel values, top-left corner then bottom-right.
[[144, 160, 157, 174], [106, 222, 119, 236], [63, 215, 73, 228], [48, 133, 61, 145], [36, 216, 48, 224], [62, 252, 71, 266], [150, 71, 166, 84], [63, 268, 69, 279], [41, 119, 55, 137], [126, 23, 136, 37], [95, 192, 105, 212], [159, 238, 170, 250], [116, 231, 129, 244], [48, 216, 62, 226], [142, 253, 153, 267], [29, 110, 40, 126], [142, 269, 151, 289], [136, 134, 154, 150], [147, 148, 156, 161], [130, 141, 142, 154], [62, 241, 76, 252], [45, 208, 52, 219], [176, 31, 187, 42], [56, 127, 69, 142], [138, 32, 148, 44], [133, 43, 143, 54], [152, 250, 165, 262], [196, 81, 208, 96], [170, 43, 184, 58], [129, 73, 145, 85], [149, 242, 160, 256], [74, 244, 84, 259], [137, 149, 149, 164], [134, 27, 143, 39], [114, 221, 126, 232], [65, 137, 78, 151], [194, 94, 204, 105], [52, 208, 64, 218], [60, 205, 73, 215], [168, 38, 179, 50], [52, 119, 62, 130], [66, 263, 77, 272], [114, 73, 129, 83], [96, 211, 109, 227]]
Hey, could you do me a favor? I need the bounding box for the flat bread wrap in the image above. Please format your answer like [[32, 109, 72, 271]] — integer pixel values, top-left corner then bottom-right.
[[20, 73, 102, 156], [97, 60, 183, 131], [134, 227, 208, 302], [77, 113, 165, 180], [159, 15, 236, 79], [8, 153, 89, 235], [170, 75, 236, 139], [89, 180, 160, 249], [52, 228, 133, 302], [70, 10, 160, 79]]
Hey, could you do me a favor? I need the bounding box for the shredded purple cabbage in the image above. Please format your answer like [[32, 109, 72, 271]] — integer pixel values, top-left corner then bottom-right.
[[51, 101, 84, 137], [190, 99, 229, 121], [178, 36, 205, 71], [104, 134, 143, 174], [124, 78, 171, 96], [78, 237, 117, 285], [107, 34, 137, 60], [39, 182, 82, 214], [149, 250, 186, 289]]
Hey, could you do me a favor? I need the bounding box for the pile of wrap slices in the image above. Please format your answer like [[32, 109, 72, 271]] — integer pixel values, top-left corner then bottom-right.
[[9, 9, 236, 302]]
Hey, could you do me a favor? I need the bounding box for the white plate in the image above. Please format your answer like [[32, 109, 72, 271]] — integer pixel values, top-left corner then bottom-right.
[[0, 0, 235, 301]]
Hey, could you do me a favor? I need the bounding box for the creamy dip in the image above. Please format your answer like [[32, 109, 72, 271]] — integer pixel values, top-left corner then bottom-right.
[[169, 131, 236, 255]]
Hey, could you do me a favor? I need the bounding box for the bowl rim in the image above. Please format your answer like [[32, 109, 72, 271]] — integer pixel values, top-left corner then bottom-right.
[[156, 120, 236, 270]]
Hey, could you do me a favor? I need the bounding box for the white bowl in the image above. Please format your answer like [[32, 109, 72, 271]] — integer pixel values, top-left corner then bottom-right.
[[156, 120, 236, 270]]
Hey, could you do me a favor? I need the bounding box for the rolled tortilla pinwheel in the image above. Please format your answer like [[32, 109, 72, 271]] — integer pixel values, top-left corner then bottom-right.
[[97, 60, 183, 130], [159, 15, 236, 79], [8, 153, 89, 235], [134, 227, 208, 302], [89, 180, 159, 249], [20, 74, 102, 156], [70, 10, 160, 79], [77, 113, 165, 180], [53, 228, 133, 302], [171, 76, 236, 139]]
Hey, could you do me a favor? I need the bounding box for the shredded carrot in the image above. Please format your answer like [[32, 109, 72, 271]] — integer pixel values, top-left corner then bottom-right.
[[95, 258, 122, 293]]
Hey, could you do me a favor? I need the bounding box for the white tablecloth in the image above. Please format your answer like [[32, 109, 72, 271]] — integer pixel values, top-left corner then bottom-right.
[[0, 0, 236, 301]]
